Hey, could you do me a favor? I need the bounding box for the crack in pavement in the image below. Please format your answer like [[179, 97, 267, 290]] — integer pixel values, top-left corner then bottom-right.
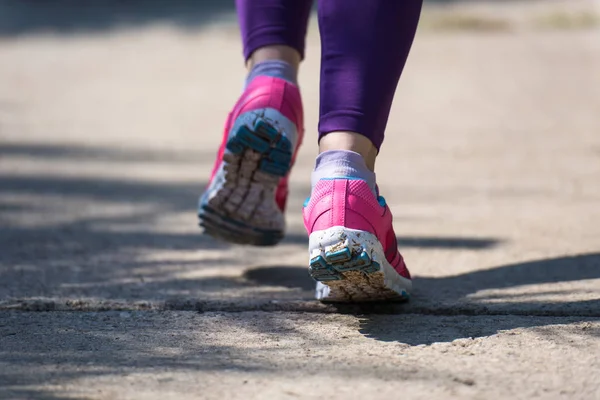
[[2, 298, 599, 317]]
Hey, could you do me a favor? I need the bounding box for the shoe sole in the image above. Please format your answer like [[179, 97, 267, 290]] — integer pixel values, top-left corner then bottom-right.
[[308, 227, 412, 302], [199, 108, 297, 247]]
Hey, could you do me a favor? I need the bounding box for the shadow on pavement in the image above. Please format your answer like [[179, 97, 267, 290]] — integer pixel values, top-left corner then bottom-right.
[[0, 142, 203, 164], [359, 252, 600, 344], [280, 233, 500, 249], [0, 311, 274, 400], [0, 142, 232, 301], [0, 0, 532, 37], [1, 143, 599, 395], [0, 141, 501, 302], [0, 0, 237, 37], [245, 253, 600, 345], [359, 310, 600, 346], [2, 140, 599, 347], [0, 309, 465, 400]]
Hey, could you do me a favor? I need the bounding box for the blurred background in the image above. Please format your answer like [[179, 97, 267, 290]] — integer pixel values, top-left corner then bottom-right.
[[0, 0, 599, 308]]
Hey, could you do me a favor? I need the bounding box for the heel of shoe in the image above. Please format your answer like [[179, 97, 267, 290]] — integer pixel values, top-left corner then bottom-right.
[[225, 111, 293, 177], [308, 226, 411, 302], [199, 108, 297, 246]]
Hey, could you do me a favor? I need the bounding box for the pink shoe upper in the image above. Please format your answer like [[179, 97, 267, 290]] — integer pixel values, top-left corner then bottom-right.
[[303, 178, 411, 279], [209, 76, 304, 211]]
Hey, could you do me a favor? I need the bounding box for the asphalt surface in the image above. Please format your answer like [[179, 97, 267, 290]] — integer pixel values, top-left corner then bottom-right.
[[1, 1, 599, 399]]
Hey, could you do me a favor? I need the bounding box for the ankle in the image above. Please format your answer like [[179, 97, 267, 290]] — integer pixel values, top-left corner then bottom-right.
[[318, 131, 377, 171], [245, 46, 301, 88], [247, 45, 301, 72], [311, 150, 377, 196]]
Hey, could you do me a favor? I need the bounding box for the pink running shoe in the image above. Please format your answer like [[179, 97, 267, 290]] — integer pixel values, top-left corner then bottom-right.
[[302, 178, 412, 302], [199, 76, 303, 246]]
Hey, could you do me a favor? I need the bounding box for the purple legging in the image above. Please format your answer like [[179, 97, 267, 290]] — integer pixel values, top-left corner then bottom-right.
[[235, 0, 422, 151]]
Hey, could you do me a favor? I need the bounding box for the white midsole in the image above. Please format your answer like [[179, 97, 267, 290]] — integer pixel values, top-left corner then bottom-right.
[[200, 108, 298, 231], [308, 226, 412, 299]]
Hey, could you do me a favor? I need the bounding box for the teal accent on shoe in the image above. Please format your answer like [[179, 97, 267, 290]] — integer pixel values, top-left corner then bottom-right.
[[253, 119, 279, 141], [309, 255, 342, 281], [199, 112, 296, 247], [303, 197, 310, 208], [325, 247, 352, 263], [236, 125, 270, 153], [377, 196, 386, 207], [225, 137, 245, 154], [269, 148, 292, 164], [330, 250, 377, 273], [260, 159, 288, 176], [309, 247, 382, 282], [225, 116, 293, 177]]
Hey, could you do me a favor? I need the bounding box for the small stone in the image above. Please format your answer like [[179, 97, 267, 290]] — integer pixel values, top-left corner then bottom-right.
[[453, 377, 476, 386], [452, 338, 474, 347]]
